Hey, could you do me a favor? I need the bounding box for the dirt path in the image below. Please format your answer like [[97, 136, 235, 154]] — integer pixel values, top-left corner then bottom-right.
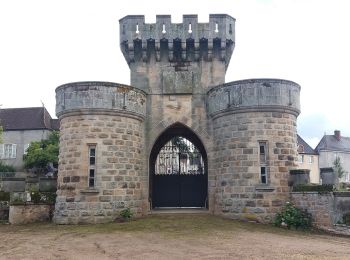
[[0, 215, 349, 259]]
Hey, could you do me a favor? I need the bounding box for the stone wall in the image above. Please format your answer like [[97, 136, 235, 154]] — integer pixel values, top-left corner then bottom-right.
[[208, 79, 300, 222], [9, 204, 53, 224], [54, 82, 147, 224], [291, 192, 334, 228], [53, 14, 305, 224], [291, 192, 350, 229], [54, 114, 146, 224], [211, 111, 298, 222], [119, 15, 235, 94]]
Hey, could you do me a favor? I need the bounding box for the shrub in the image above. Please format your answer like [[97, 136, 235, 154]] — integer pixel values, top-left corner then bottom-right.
[[274, 202, 312, 230], [0, 161, 15, 173], [0, 191, 10, 201], [119, 208, 133, 220], [30, 191, 56, 204], [343, 213, 350, 226]]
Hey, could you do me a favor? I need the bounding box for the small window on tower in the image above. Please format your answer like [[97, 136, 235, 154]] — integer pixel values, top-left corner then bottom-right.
[[88, 145, 96, 188], [258, 141, 268, 184], [260, 167, 267, 184], [259, 142, 267, 163]]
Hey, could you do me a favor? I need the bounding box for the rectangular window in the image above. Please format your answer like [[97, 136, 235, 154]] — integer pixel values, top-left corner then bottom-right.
[[298, 155, 304, 163], [24, 144, 30, 155], [258, 141, 268, 184], [259, 142, 267, 163], [308, 156, 313, 164], [88, 145, 96, 188], [260, 167, 267, 184], [0, 144, 17, 159]]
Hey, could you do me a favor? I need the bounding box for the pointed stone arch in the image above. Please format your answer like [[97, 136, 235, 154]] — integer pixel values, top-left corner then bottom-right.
[[149, 122, 208, 208]]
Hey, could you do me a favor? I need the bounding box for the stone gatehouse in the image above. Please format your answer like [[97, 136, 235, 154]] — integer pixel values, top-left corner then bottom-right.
[[54, 14, 300, 224]]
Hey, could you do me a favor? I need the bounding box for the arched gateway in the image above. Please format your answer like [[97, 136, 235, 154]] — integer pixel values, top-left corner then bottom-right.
[[54, 14, 301, 224], [150, 123, 208, 208]]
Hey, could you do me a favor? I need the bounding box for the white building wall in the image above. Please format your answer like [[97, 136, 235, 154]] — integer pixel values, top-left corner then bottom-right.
[[0, 129, 52, 171]]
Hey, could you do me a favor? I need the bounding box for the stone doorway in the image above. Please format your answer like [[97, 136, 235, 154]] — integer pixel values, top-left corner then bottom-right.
[[149, 124, 208, 208]]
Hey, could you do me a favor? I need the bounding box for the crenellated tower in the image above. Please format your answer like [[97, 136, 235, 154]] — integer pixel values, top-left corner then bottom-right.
[[119, 14, 235, 93], [54, 13, 301, 224]]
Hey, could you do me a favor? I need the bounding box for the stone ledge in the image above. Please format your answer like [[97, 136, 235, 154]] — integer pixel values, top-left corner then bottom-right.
[[80, 189, 99, 194], [255, 186, 275, 192], [333, 191, 350, 197]]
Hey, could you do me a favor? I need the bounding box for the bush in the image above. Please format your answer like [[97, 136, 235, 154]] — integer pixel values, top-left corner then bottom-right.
[[0, 161, 15, 173], [293, 184, 334, 193], [30, 191, 56, 204], [274, 202, 312, 230], [343, 213, 350, 226], [0, 191, 10, 201], [119, 208, 133, 220], [24, 131, 59, 174]]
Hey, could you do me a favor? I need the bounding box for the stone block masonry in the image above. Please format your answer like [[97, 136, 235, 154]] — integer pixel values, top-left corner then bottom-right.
[[54, 14, 302, 224], [208, 79, 300, 222], [10, 205, 54, 224], [292, 191, 350, 230], [54, 83, 147, 224]]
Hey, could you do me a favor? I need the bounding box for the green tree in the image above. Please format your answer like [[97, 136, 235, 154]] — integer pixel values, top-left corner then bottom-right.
[[333, 156, 346, 189], [24, 131, 59, 174]]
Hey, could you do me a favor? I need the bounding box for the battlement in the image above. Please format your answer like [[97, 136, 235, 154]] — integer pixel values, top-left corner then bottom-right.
[[207, 79, 301, 118], [55, 82, 147, 119], [119, 14, 235, 68]]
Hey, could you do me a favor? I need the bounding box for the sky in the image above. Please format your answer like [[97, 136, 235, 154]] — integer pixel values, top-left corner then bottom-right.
[[0, 0, 349, 148]]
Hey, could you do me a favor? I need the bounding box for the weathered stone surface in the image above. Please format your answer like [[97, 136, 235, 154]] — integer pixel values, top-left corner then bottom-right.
[[54, 13, 301, 224], [9, 205, 53, 224]]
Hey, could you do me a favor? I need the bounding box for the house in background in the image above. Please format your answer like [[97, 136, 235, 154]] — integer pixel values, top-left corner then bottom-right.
[[0, 107, 59, 172], [315, 130, 350, 184], [294, 134, 320, 184]]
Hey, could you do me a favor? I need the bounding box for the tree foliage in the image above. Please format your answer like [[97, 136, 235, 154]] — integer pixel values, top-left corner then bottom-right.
[[333, 156, 346, 179], [24, 131, 59, 174]]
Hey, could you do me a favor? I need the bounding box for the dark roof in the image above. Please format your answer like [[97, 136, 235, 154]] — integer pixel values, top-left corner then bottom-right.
[[0, 107, 59, 131], [50, 119, 60, 131], [297, 134, 317, 154], [315, 133, 350, 153]]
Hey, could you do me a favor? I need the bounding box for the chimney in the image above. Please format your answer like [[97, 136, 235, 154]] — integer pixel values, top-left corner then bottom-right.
[[334, 130, 341, 141]]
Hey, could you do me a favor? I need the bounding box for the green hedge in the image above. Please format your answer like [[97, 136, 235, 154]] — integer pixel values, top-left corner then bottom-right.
[[0, 191, 10, 201], [293, 184, 334, 193], [0, 162, 15, 173]]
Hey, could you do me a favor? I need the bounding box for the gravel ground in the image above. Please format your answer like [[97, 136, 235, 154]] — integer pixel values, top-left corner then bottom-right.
[[0, 214, 349, 260]]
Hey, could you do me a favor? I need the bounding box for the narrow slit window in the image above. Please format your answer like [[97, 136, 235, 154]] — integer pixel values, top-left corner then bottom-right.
[[259, 142, 267, 163], [260, 167, 267, 184], [136, 23, 139, 34], [162, 23, 166, 34], [258, 141, 268, 184], [188, 23, 192, 33], [215, 23, 219, 33], [88, 145, 96, 188]]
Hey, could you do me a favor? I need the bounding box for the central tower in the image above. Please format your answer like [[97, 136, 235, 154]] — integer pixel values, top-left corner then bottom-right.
[[119, 14, 235, 93], [54, 14, 300, 224]]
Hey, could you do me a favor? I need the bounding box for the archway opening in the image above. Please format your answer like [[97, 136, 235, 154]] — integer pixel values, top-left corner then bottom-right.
[[149, 123, 208, 208]]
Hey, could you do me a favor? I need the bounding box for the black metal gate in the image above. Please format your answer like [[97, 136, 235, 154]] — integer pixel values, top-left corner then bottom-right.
[[152, 137, 207, 208]]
